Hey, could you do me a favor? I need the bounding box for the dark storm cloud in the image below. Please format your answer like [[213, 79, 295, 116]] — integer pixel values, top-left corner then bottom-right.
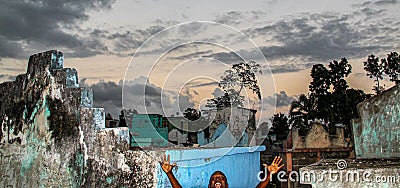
[[245, 12, 395, 63], [203, 51, 244, 63], [0, 0, 115, 58], [359, 7, 385, 17], [374, 0, 399, 6], [352, 1, 372, 8], [66, 24, 166, 57], [188, 81, 219, 88], [89, 78, 164, 117], [264, 91, 295, 107], [88, 76, 196, 117], [267, 62, 315, 74]]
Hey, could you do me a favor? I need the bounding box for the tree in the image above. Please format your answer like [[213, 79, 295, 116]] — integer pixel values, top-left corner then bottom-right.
[[309, 64, 331, 96], [218, 61, 262, 107], [363, 52, 400, 94], [270, 113, 289, 140], [207, 92, 232, 110], [289, 94, 314, 135], [382, 52, 400, 84], [329, 58, 352, 94], [290, 58, 368, 137], [183, 108, 201, 121], [364, 54, 384, 94]]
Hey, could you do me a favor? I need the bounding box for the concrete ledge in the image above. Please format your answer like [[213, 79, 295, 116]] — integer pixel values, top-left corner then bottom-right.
[[165, 146, 266, 161]]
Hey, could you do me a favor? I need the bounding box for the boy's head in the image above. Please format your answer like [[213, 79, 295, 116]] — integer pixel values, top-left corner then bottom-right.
[[208, 171, 228, 188]]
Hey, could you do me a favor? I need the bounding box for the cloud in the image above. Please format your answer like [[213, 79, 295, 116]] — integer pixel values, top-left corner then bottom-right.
[[90, 80, 122, 117], [107, 25, 166, 54], [374, 0, 399, 6], [204, 51, 244, 63], [0, 74, 17, 83], [0, 0, 115, 59], [263, 91, 295, 107], [89, 76, 196, 118], [188, 81, 219, 88], [214, 11, 244, 25], [178, 22, 208, 37], [360, 7, 385, 17], [266, 62, 315, 74], [211, 88, 225, 98], [245, 12, 398, 63], [169, 50, 214, 60], [352, 1, 372, 8], [213, 10, 268, 26]]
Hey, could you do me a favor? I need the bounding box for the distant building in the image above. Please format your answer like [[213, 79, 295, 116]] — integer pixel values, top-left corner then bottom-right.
[[197, 106, 256, 147], [105, 119, 119, 128], [279, 122, 353, 188], [166, 117, 189, 146], [130, 114, 168, 147]]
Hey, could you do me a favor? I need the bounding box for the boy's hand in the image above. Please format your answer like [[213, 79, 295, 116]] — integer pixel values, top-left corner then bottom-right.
[[263, 156, 284, 174], [160, 154, 176, 174]]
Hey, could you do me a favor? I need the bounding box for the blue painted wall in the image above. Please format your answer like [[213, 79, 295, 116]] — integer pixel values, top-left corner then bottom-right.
[[157, 146, 265, 188], [198, 123, 248, 147]]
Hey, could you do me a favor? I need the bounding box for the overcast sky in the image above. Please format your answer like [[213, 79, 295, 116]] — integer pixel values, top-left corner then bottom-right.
[[1, 0, 399, 120]]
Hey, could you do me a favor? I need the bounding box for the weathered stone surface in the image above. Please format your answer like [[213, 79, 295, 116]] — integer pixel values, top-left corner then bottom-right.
[[300, 159, 400, 188], [291, 123, 347, 149], [53, 68, 79, 88], [352, 84, 400, 159], [0, 50, 162, 187]]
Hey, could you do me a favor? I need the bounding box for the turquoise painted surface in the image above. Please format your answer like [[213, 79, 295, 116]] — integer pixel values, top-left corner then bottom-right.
[[65, 68, 79, 88], [50, 51, 64, 70], [352, 85, 400, 159], [157, 146, 265, 188], [130, 114, 168, 147]]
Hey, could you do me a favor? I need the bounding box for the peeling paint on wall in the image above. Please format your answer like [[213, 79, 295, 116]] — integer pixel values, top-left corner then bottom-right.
[[352, 84, 400, 159]]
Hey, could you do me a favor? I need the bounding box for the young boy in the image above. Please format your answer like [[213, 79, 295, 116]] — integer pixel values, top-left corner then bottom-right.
[[160, 154, 284, 188]]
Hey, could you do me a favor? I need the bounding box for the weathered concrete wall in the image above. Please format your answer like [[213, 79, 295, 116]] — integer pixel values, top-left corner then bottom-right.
[[200, 107, 256, 147], [352, 84, 400, 159], [291, 123, 347, 149], [0, 50, 162, 187]]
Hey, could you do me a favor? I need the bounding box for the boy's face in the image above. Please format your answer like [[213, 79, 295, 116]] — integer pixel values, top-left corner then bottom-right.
[[208, 172, 228, 188]]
